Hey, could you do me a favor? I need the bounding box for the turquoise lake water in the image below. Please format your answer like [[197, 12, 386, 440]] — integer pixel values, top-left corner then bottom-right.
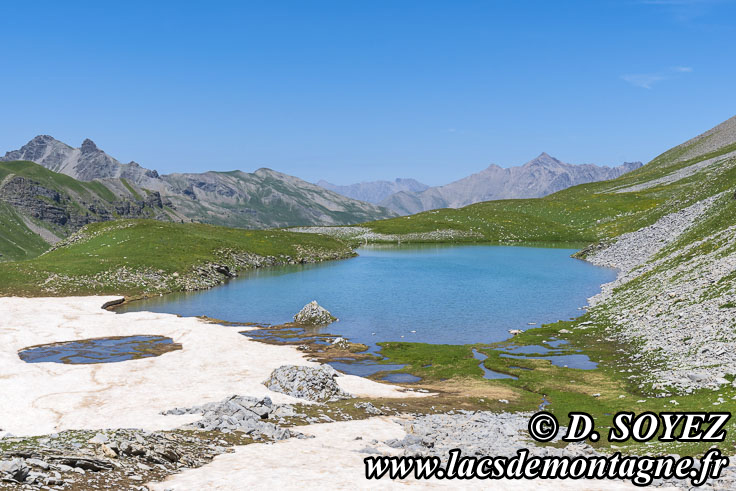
[[118, 245, 616, 347]]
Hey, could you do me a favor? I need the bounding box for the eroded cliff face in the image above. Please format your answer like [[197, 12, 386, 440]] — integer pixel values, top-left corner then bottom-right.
[[0, 175, 69, 226], [0, 174, 169, 233]]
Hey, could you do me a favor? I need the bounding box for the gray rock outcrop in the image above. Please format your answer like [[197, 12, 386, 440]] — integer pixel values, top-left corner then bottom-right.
[[381, 410, 736, 488], [583, 191, 736, 393], [163, 395, 304, 440], [0, 458, 30, 483], [0, 174, 168, 234], [263, 365, 352, 402], [293, 300, 337, 325]]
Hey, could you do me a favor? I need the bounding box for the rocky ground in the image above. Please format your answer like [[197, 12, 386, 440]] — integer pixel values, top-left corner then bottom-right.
[[378, 411, 736, 490], [0, 426, 251, 489], [584, 191, 736, 393], [608, 150, 736, 194], [40, 239, 354, 295], [162, 395, 307, 440], [290, 226, 483, 243], [0, 377, 391, 489], [10, 404, 733, 489]]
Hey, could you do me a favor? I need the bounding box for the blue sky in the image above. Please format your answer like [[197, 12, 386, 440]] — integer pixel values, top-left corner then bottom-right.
[[1, 0, 735, 186]]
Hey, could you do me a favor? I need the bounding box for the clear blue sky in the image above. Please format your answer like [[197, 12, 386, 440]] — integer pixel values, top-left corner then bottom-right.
[[1, 0, 735, 186]]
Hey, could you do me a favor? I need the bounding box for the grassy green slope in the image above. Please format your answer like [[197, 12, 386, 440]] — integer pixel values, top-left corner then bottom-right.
[[0, 161, 174, 260], [0, 219, 353, 296], [0, 160, 118, 203], [359, 140, 736, 245], [0, 203, 51, 260]]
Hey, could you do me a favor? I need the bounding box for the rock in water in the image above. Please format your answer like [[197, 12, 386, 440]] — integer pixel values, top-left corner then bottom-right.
[[264, 365, 352, 402], [293, 301, 337, 325]]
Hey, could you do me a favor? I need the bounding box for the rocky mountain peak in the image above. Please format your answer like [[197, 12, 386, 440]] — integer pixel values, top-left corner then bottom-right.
[[254, 168, 281, 178], [80, 139, 99, 154], [379, 153, 642, 215], [29, 135, 57, 145], [526, 152, 562, 167], [2, 135, 66, 164]]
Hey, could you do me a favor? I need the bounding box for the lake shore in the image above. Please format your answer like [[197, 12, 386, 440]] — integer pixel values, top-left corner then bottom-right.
[[0, 295, 424, 437], [1, 295, 651, 490], [2, 192, 734, 488]]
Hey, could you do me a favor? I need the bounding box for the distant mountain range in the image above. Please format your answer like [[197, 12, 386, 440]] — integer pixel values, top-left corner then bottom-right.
[[319, 153, 642, 215], [0, 135, 642, 260], [316, 178, 429, 204], [0, 136, 397, 259], [1, 136, 396, 227]]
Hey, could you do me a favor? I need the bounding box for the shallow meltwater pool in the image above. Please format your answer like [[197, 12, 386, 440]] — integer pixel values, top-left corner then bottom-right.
[[18, 335, 181, 364], [498, 340, 598, 370], [116, 245, 614, 378], [499, 352, 597, 370]]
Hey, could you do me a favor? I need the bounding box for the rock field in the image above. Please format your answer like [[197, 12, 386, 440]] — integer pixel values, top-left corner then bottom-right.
[[586, 192, 736, 392]]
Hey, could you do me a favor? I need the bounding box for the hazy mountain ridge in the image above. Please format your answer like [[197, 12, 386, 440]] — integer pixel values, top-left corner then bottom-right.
[[316, 178, 429, 203], [162, 167, 397, 229], [378, 153, 642, 215]]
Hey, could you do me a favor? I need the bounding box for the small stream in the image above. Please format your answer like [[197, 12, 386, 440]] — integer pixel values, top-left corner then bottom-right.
[[472, 349, 517, 380]]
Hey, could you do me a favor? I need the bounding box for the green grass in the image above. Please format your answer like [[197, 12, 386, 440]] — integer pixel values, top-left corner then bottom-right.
[[0, 160, 116, 203], [0, 203, 51, 260], [376, 316, 736, 456], [120, 178, 142, 200], [377, 342, 484, 381], [0, 160, 156, 260], [0, 219, 353, 296]]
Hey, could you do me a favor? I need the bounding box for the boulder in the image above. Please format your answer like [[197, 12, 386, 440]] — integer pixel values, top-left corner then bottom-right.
[[354, 402, 382, 415], [293, 301, 337, 325], [687, 372, 708, 383], [88, 433, 109, 445], [264, 365, 352, 402], [0, 459, 30, 483], [162, 395, 304, 440]]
